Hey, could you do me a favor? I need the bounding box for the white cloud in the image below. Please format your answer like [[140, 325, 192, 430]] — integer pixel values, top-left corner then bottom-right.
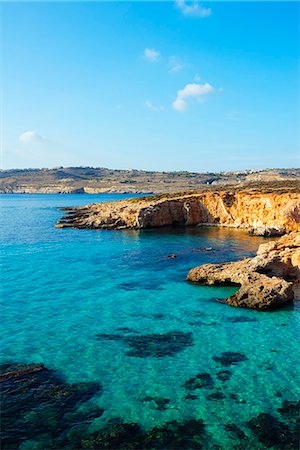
[[19, 131, 45, 143], [145, 100, 164, 112], [172, 82, 215, 111], [144, 48, 160, 62], [175, 0, 212, 17], [168, 56, 183, 73]]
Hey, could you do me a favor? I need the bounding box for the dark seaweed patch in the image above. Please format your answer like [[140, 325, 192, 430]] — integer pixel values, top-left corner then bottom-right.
[[185, 393, 198, 400], [277, 400, 300, 426], [146, 418, 207, 449], [81, 418, 207, 449], [80, 418, 144, 449], [227, 316, 258, 323], [1, 363, 102, 449], [224, 424, 247, 441], [247, 413, 298, 449], [119, 281, 163, 291], [207, 391, 226, 401], [212, 352, 248, 367], [96, 333, 125, 341], [152, 313, 165, 319], [142, 396, 171, 411], [183, 373, 214, 390], [216, 370, 232, 381], [115, 327, 139, 334], [96, 331, 193, 357]]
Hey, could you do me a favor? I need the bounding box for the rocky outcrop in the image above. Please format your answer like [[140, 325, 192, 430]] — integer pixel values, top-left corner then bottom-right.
[[56, 190, 300, 233], [187, 231, 300, 310]]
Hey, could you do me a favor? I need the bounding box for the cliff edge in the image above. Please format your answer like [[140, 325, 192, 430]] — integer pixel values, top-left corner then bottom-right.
[[56, 186, 300, 234]]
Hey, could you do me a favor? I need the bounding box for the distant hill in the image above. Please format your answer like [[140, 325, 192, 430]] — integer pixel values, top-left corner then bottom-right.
[[0, 167, 299, 194]]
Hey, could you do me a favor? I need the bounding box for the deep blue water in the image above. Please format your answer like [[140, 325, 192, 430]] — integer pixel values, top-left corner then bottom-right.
[[1, 194, 299, 449]]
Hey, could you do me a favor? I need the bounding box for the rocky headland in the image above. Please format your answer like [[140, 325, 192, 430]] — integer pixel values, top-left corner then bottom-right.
[[56, 183, 300, 311], [188, 231, 300, 310], [56, 183, 300, 233]]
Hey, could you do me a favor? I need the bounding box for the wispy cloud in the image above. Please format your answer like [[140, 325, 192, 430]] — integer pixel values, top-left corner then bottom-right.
[[144, 48, 161, 62], [145, 100, 164, 112], [19, 131, 46, 143], [172, 82, 215, 111], [175, 0, 212, 17], [168, 56, 184, 73]]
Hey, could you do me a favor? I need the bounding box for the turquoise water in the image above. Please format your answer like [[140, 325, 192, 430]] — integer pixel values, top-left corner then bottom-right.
[[1, 194, 299, 449]]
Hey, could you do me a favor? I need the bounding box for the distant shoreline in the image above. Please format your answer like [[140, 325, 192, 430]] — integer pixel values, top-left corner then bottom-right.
[[1, 167, 299, 196]]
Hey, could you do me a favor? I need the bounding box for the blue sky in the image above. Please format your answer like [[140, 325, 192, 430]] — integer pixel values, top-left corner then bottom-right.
[[2, 1, 299, 171]]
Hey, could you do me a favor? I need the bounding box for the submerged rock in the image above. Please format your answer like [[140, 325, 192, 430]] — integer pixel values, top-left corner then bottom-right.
[[212, 352, 248, 367], [145, 418, 207, 449], [224, 424, 248, 442], [216, 370, 232, 381], [80, 418, 144, 449], [185, 393, 198, 400], [183, 373, 214, 390], [277, 400, 300, 427], [207, 391, 226, 401], [142, 396, 171, 411], [247, 412, 298, 449], [80, 418, 207, 449], [187, 231, 299, 310], [1, 362, 102, 449], [96, 331, 193, 357], [227, 316, 258, 323]]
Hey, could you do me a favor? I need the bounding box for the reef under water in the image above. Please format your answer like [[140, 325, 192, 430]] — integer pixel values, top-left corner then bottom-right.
[[2, 362, 299, 449]]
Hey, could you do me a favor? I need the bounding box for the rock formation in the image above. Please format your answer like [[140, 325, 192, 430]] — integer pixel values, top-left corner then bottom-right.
[[187, 231, 300, 310], [55, 185, 300, 311], [56, 188, 300, 234]]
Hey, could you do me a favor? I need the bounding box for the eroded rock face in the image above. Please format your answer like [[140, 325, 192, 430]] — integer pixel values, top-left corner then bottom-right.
[[55, 190, 300, 232], [187, 232, 300, 310]]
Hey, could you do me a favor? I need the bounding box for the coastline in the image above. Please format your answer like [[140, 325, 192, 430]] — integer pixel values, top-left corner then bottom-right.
[[54, 186, 300, 311]]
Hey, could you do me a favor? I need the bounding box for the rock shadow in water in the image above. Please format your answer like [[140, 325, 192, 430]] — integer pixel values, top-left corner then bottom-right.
[[96, 331, 194, 357]]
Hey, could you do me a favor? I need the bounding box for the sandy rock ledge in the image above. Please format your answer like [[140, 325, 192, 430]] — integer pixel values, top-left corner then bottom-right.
[[187, 232, 300, 310]]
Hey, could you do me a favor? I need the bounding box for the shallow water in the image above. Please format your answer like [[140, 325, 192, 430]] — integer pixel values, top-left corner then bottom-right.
[[1, 194, 299, 449]]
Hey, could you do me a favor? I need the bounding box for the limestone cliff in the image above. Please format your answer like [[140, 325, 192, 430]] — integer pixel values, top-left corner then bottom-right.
[[187, 231, 300, 310], [56, 189, 300, 233]]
